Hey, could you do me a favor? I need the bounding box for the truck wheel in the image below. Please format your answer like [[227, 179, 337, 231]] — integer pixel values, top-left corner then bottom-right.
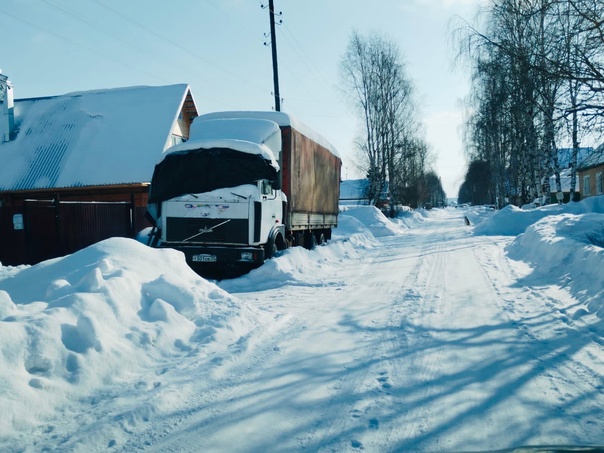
[[264, 236, 278, 259]]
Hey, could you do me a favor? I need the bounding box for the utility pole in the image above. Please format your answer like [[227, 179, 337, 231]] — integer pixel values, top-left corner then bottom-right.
[[268, 0, 281, 111]]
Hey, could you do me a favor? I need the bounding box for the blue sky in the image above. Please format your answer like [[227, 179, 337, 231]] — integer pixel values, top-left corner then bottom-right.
[[0, 0, 486, 198]]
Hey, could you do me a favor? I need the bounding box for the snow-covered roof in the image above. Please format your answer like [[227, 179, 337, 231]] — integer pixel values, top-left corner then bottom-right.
[[340, 179, 369, 201], [549, 169, 579, 192], [577, 145, 604, 170], [195, 111, 340, 158], [557, 147, 594, 169], [339, 179, 389, 201], [0, 84, 194, 191], [160, 118, 281, 170]]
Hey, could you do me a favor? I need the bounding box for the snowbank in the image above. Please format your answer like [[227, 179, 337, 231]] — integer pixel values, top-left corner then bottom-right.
[[394, 208, 430, 228], [459, 198, 604, 319], [220, 206, 387, 293], [473, 204, 552, 235], [0, 238, 264, 438], [339, 206, 407, 237], [506, 212, 604, 317], [462, 196, 604, 323], [473, 196, 604, 236]]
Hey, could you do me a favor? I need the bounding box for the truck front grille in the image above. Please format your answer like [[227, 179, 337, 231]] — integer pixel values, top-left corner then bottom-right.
[[165, 218, 249, 244]]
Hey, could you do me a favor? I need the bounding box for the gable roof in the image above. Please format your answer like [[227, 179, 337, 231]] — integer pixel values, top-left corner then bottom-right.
[[340, 178, 389, 203], [340, 179, 370, 201], [0, 84, 195, 192], [557, 146, 594, 169], [577, 143, 604, 171]]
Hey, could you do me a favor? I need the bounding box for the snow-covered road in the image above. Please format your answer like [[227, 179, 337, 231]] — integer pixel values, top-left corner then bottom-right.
[[135, 208, 604, 452], [3, 205, 604, 452]]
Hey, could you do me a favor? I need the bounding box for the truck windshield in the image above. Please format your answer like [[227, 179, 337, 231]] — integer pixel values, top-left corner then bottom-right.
[[148, 147, 279, 203]]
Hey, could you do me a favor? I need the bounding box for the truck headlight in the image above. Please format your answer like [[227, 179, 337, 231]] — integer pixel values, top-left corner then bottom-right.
[[240, 252, 253, 261]]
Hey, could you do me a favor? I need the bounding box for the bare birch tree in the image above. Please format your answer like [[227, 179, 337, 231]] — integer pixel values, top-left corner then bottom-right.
[[340, 31, 431, 209], [453, 0, 604, 206]]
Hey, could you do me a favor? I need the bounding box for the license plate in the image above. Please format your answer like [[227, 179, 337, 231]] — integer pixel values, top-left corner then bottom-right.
[[192, 254, 217, 263]]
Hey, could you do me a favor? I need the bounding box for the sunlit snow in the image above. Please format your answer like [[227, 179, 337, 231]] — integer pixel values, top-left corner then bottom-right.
[[1, 198, 603, 451]]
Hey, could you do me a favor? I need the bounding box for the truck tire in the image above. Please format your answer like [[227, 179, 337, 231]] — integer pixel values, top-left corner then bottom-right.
[[264, 236, 279, 259]]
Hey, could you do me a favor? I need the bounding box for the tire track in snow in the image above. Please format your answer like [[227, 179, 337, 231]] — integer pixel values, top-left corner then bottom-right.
[[380, 221, 454, 451], [313, 218, 455, 452]]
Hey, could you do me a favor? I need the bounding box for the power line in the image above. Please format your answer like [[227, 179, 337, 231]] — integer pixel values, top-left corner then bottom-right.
[[91, 0, 266, 94], [38, 0, 225, 94], [0, 8, 169, 85], [272, 19, 355, 141]]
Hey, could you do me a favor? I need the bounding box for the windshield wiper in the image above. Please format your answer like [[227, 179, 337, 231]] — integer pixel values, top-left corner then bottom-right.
[[183, 219, 231, 242], [230, 192, 248, 200]]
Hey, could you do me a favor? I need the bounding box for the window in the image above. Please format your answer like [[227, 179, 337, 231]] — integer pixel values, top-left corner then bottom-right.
[[583, 175, 591, 196], [597, 172, 603, 195]]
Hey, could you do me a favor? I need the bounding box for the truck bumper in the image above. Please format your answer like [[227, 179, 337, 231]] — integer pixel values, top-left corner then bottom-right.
[[161, 244, 266, 265]]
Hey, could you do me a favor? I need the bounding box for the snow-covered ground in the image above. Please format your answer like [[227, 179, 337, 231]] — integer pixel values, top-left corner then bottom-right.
[[1, 198, 603, 452]]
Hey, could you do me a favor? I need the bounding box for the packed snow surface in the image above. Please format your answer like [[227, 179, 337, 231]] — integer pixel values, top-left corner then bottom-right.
[[1, 198, 604, 452]]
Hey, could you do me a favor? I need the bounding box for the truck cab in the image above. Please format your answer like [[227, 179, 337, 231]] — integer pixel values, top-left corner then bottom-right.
[[146, 111, 341, 273], [146, 117, 287, 268]]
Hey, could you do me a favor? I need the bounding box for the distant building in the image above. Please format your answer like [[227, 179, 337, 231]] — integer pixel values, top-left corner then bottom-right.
[[548, 146, 598, 203], [0, 76, 198, 264], [548, 168, 579, 203], [557, 146, 594, 169], [578, 144, 604, 199], [339, 179, 390, 208], [339, 179, 371, 207]]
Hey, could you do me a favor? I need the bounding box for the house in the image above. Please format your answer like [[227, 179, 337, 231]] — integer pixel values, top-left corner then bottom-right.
[[578, 145, 604, 199], [0, 75, 198, 265], [548, 147, 596, 203], [339, 178, 391, 210], [548, 168, 579, 203], [339, 179, 372, 207]]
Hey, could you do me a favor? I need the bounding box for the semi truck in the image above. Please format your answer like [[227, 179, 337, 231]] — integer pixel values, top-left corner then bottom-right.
[[145, 111, 341, 271]]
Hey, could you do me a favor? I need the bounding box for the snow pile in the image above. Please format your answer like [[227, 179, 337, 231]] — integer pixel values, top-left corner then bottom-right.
[[394, 207, 430, 228], [474, 204, 564, 235], [0, 238, 263, 438], [462, 196, 604, 322], [507, 212, 604, 317], [221, 206, 384, 293], [463, 197, 604, 317], [473, 196, 604, 236], [338, 206, 406, 237]]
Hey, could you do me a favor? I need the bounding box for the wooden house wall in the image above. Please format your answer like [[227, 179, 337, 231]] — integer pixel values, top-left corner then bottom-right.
[[579, 164, 604, 198], [172, 92, 197, 140]]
